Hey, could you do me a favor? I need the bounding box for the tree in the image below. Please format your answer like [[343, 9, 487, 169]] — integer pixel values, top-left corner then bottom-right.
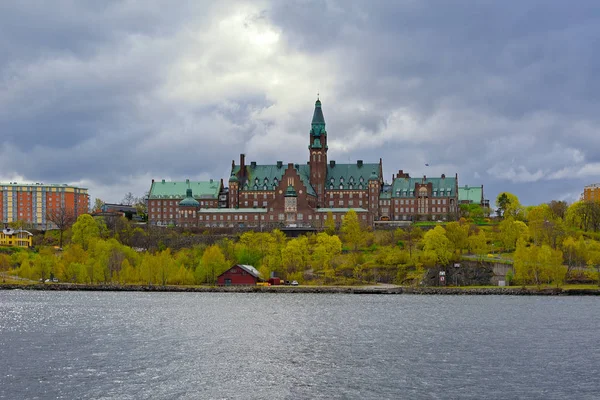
[[281, 237, 309, 275], [422, 226, 452, 267], [324, 211, 336, 235], [496, 192, 523, 220], [92, 198, 105, 213], [201, 245, 228, 285], [46, 205, 76, 248], [548, 200, 568, 220], [122, 192, 136, 206], [312, 232, 342, 271], [71, 214, 100, 250], [467, 230, 488, 262], [341, 210, 362, 251], [444, 221, 469, 254], [498, 218, 528, 251]]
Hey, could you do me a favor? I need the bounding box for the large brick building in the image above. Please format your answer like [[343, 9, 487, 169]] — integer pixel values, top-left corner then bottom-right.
[[583, 184, 600, 202], [0, 182, 89, 229], [148, 99, 459, 228]]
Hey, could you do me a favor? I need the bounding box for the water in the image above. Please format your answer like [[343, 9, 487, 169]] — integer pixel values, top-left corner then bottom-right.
[[0, 291, 598, 400]]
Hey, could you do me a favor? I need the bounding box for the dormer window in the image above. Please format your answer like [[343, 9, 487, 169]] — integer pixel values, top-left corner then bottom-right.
[[339, 184, 344, 190], [330, 178, 334, 183], [359, 177, 364, 183], [340, 177, 344, 183], [273, 178, 278, 185], [263, 184, 267, 190], [330, 184, 334, 190], [254, 178, 259, 184]]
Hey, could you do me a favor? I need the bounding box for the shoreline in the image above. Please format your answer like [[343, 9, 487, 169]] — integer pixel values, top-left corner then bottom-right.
[[1, 283, 599, 295]]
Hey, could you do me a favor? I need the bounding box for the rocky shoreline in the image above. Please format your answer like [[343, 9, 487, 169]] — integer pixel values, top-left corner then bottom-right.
[[1, 283, 599, 295]]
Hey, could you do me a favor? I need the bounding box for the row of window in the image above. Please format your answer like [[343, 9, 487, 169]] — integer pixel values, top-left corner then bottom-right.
[[395, 190, 452, 197], [150, 200, 217, 206]]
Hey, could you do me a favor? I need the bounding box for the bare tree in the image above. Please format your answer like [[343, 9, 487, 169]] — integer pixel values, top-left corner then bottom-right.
[[122, 192, 136, 206], [46, 205, 77, 248]]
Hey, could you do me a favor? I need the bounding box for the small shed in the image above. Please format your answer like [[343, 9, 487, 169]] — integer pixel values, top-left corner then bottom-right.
[[217, 264, 261, 286]]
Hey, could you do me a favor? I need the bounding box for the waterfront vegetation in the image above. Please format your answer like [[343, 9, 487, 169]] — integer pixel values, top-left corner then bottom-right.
[[2, 193, 600, 288]]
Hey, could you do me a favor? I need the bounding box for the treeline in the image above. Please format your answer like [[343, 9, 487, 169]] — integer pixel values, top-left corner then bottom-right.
[[2, 193, 600, 287]]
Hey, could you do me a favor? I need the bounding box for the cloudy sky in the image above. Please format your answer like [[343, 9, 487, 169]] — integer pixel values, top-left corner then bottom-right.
[[1, 0, 599, 207]]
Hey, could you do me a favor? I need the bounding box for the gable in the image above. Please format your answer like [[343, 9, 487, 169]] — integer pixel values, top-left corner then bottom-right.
[[232, 163, 316, 196]]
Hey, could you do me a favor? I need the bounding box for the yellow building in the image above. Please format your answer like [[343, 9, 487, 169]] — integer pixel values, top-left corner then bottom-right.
[[583, 184, 600, 202], [0, 227, 33, 248]]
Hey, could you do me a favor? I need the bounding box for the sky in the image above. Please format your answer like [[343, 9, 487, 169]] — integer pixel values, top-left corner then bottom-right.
[[1, 0, 599, 207]]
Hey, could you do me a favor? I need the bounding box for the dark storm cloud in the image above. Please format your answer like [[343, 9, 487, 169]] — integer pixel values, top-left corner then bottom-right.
[[267, 0, 600, 204], [1, 0, 599, 205]]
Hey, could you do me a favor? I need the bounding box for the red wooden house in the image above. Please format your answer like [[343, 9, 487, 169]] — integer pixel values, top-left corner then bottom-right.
[[217, 264, 261, 286]]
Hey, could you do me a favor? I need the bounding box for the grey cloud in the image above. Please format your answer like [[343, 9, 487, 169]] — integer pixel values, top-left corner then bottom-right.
[[1, 0, 599, 206]]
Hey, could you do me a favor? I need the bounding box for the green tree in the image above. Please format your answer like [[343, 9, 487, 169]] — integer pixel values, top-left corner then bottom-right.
[[467, 230, 488, 262], [324, 211, 336, 235], [444, 221, 469, 254], [201, 245, 228, 285], [281, 236, 309, 275], [496, 192, 524, 220], [71, 214, 100, 250], [341, 209, 362, 250], [422, 226, 452, 267], [312, 233, 342, 271], [499, 218, 529, 251]]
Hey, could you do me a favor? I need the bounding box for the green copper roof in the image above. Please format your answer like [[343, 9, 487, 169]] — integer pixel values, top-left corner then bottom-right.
[[231, 164, 317, 197], [458, 185, 483, 203], [149, 180, 220, 199], [325, 162, 380, 190], [229, 172, 238, 182], [312, 99, 325, 125], [179, 188, 200, 207], [285, 185, 297, 197], [391, 176, 457, 197], [310, 138, 322, 149], [311, 98, 326, 136], [369, 170, 379, 181]]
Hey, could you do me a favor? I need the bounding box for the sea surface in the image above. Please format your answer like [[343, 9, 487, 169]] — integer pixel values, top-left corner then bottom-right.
[[0, 291, 598, 400]]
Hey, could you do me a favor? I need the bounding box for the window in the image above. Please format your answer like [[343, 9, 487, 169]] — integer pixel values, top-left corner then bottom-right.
[[329, 201, 334, 206]]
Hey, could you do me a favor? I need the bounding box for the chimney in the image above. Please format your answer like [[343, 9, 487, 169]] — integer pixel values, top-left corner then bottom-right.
[[240, 154, 246, 177], [152, 179, 154, 183], [357, 160, 363, 167], [442, 174, 445, 179], [330, 160, 336, 168], [210, 178, 213, 183], [277, 161, 283, 168], [288, 162, 294, 169], [162, 179, 165, 183], [251, 161, 257, 168], [186, 178, 189, 184]]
